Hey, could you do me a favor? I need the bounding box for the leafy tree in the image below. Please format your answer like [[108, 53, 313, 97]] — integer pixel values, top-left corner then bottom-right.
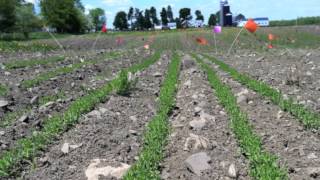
[[150, 6, 159, 26], [0, 0, 17, 32], [175, 17, 182, 29], [144, 9, 152, 29], [179, 8, 192, 28], [15, 3, 42, 39], [160, 8, 168, 26], [208, 14, 217, 26], [195, 10, 204, 21], [167, 5, 174, 22], [113, 11, 128, 30], [128, 7, 134, 29], [235, 14, 246, 22], [40, 0, 87, 33], [136, 10, 145, 30], [216, 11, 221, 25], [75, 0, 84, 12], [89, 8, 105, 31]]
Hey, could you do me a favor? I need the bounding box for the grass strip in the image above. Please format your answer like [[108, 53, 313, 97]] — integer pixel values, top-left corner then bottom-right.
[[0, 84, 8, 96], [0, 52, 161, 177], [123, 52, 181, 179], [4, 56, 65, 70], [21, 52, 120, 88], [203, 54, 320, 129], [193, 54, 288, 180]]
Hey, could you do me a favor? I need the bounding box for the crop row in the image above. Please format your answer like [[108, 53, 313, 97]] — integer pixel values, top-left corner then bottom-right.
[[0, 84, 8, 96], [0, 92, 65, 127], [21, 51, 120, 88], [193, 54, 288, 179], [124, 52, 181, 179], [203, 54, 320, 129], [0, 52, 161, 177], [4, 56, 65, 70]]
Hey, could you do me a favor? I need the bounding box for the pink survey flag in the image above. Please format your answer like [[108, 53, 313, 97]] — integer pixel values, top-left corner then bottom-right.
[[213, 26, 222, 34]]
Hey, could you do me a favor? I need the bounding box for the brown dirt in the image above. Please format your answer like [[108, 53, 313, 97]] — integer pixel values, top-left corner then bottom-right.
[[212, 48, 320, 113], [0, 49, 150, 153], [205, 57, 320, 179], [20, 52, 170, 180], [160, 55, 249, 180]]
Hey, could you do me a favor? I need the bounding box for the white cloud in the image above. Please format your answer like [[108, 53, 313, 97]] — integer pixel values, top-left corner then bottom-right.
[[25, 0, 37, 4], [85, 4, 95, 15], [102, 0, 133, 7]]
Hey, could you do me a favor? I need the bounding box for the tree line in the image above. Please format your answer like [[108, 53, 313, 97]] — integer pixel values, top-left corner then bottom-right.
[[0, 0, 108, 39], [113, 6, 219, 30], [270, 16, 320, 27], [0, 0, 221, 39]]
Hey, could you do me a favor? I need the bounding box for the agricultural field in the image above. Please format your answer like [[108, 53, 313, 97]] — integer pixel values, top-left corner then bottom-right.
[[0, 26, 320, 180]]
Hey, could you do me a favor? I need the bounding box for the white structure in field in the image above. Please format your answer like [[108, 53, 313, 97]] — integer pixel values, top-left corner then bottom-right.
[[238, 17, 270, 27], [155, 22, 177, 30], [167, 22, 177, 29], [194, 20, 204, 28]]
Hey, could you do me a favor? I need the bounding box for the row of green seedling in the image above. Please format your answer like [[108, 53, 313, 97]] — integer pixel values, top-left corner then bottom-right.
[[0, 52, 161, 177], [4, 56, 65, 70], [203, 54, 320, 129], [0, 92, 66, 128], [193, 54, 288, 179], [0, 84, 8, 96], [123, 52, 181, 179], [21, 51, 120, 88]]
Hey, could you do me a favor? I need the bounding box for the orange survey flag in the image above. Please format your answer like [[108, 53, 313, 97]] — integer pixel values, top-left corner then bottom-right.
[[245, 19, 258, 33], [268, 34, 275, 41], [196, 37, 208, 45], [101, 23, 107, 33]]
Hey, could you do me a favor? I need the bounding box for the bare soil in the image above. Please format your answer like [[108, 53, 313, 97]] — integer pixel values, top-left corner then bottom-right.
[[21, 52, 170, 180], [206, 57, 320, 179], [160, 55, 249, 180]]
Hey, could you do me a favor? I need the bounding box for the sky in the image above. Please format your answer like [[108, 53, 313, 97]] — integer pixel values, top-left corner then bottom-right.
[[27, 0, 320, 28]]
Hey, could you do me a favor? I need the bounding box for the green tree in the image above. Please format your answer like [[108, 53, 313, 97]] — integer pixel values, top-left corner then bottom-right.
[[179, 8, 192, 28], [216, 11, 221, 25], [89, 8, 105, 31], [167, 5, 174, 22], [144, 9, 152, 29], [0, 0, 17, 32], [195, 10, 204, 21], [175, 17, 182, 29], [113, 11, 128, 30], [40, 0, 87, 33], [208, 14, 217, 26], [150, 6, 159, 26], [136, 10, 145, 30], [127, 7, 134, 30], [235, 14, 246, 22], [160, 7, 168, 26], [15, 3, 42, 39]]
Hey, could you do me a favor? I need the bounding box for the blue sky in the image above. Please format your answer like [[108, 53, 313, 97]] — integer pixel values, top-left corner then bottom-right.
[[28, 0, 320, 28]]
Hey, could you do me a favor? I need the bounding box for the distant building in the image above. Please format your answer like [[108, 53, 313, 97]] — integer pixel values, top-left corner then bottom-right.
[[220, 0, 233, 26], [181, 19, 193, 28], [194, 20, 204, 28], [167, 22, 177, 29], [238, 17, 270, 27], [155, 22, 177, 30]]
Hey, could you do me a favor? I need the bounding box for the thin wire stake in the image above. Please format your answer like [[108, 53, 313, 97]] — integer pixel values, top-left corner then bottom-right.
[[47, 29, 66, 54], [214, 32, 218, 54], [92, 30, 102, 51], [227, 27, 244, 56]]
